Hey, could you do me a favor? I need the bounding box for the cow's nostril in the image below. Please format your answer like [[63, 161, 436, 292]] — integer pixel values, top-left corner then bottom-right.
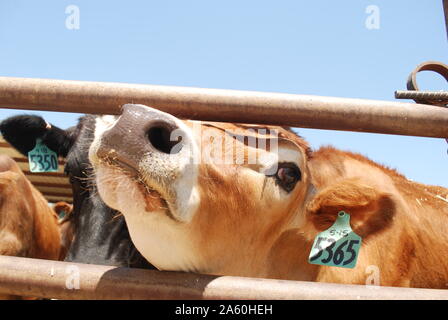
[[147, 125, 183, 154]]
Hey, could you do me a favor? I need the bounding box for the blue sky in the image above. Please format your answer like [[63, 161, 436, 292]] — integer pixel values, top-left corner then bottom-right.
[[0, 1, 447, 187]]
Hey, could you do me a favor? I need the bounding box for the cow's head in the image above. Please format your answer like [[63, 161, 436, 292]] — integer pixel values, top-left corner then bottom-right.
[[0, 114, 153, 269], [89, 104, 314, 275]]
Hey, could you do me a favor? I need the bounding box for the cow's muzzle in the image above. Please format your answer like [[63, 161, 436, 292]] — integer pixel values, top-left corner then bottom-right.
[[92, 104, 200, 222]]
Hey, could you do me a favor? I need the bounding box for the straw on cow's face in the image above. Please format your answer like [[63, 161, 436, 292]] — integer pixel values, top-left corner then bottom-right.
[[89, 104, 312, 274]]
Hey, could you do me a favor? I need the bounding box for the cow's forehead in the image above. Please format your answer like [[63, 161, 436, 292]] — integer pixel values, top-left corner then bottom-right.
[[186, 120, 309, 153], [89, 116, 309, 155]]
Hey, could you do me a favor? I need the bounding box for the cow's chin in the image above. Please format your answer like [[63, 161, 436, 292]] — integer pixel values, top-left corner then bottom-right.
[[94, 164, 205, 272], [94, 165, 171, 219]]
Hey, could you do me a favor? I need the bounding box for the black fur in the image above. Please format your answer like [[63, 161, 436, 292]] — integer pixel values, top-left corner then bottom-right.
[[0, 114, 154, 269], [0, 115, 74, 157]]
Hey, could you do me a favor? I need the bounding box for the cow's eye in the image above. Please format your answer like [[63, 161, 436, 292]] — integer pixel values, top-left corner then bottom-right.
[[274, 163, 301, 192]]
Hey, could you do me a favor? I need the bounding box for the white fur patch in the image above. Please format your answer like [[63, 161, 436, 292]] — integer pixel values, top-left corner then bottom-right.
[[123, 204, 203, 271], [259, 146, 304, 176], [137, 109, 201, 222], [88, 115, 118, 165], [94, 167, 203, 271]]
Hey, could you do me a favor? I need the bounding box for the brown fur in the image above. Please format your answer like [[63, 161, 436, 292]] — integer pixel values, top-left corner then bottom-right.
[[54, 202, 74, 261], [281, 146, 448, 288], [96, 118, 448, 289], [189, 127, 448, 288], [0, 155, 61, 299]]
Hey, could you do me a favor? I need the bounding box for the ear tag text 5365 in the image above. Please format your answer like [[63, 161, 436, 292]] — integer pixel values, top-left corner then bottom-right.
[[308, 211, 362, 269], [28, 139, 59, 173]]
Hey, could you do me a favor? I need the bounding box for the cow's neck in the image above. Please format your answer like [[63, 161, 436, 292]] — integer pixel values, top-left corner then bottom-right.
[[62, 116, 153, 268], [65, 190, 151, 268], [262, 227, 319, 281]]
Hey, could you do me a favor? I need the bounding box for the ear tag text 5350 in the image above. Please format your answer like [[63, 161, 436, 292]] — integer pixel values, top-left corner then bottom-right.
[[28, 139, 59, 173], [308, 211, 362, 269]]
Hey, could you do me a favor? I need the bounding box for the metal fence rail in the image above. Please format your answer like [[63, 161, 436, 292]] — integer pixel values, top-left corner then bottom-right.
[[0, 77, 447, 138], [0, 255, 446, 300], [0, 77, 448, 300]]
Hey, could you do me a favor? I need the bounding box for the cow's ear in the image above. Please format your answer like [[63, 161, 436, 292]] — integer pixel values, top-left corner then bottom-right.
[[305, 178, 396, 239], [0, 115, 75, 157]]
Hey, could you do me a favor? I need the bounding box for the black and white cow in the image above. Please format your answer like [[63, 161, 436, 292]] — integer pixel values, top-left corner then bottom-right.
[[0, 114, 154, 268]]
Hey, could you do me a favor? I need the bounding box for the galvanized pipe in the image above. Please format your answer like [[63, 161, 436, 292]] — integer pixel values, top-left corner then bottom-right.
[[0, 256, 447, 300], [0, 77, 447, 138]]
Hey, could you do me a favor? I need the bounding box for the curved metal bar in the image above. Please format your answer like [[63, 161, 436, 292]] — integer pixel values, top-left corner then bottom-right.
[[404, 61, 448, 106]]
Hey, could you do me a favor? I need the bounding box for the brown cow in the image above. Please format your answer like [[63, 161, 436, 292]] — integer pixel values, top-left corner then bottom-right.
[[53, 202, 74, 261], [0, 155, 61, 299], [88, 104, 448, 289]]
